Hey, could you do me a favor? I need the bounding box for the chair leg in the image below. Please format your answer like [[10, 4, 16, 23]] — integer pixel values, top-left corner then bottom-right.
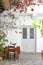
[[14, 52, 16, 60], [15, 52, 19, 60]]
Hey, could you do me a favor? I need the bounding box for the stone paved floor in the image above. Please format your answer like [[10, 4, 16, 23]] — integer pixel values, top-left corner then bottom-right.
[[0, 53, 43, 65]]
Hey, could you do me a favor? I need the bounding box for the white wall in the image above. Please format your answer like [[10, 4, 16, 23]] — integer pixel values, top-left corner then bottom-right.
[[4, 15, 34, 52], [3, 16, 43, 52], [37, 28, 43, 52], [1, 11, 43, 52], [36, 16, 43, 52], [6, 29, 22, 49], [6, 15, 43, 52]]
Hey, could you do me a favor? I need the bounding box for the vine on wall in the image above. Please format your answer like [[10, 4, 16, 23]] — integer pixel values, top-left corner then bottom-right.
[[32, 18, 43, 36]]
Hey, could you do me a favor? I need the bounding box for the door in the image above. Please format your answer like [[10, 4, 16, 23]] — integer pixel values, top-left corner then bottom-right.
[[21, 26, 36, 52]]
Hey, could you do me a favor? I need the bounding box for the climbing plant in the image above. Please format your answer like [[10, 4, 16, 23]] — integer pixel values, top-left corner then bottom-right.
[[32, 18, 43, 36]]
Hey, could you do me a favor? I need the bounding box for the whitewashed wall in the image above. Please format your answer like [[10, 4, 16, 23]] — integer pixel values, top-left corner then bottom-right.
[[6, 15, 43, 52], [1, 11, 43, 52], [37, 28, 43, 52], [5, 15, 34, 52], [1, 5, 43, 52], [36, 16, 43, 52]]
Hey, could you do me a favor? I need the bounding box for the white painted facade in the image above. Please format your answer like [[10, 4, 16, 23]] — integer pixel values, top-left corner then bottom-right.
[[1, 5, 43, 52], [3, 15, 43, 53]]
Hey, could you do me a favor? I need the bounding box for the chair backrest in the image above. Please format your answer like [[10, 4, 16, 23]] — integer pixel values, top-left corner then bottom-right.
[[4, 46, 20, 54], [15, 46, 20, 54], [4, 46, 9, 53]]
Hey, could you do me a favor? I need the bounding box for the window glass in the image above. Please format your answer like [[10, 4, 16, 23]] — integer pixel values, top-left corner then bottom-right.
[[30, 28, 34, 39], [23, 28, 27, 39]]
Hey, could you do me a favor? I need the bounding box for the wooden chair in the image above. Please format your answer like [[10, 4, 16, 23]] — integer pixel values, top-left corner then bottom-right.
[[4, 46, 9, 59], [15, 46, 20, 59], [4, 46, 20, 60]]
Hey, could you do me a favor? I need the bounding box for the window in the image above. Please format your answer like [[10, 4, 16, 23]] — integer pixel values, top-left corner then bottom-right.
[[30, 28, 34, 39], [23, 28, 27, 39]]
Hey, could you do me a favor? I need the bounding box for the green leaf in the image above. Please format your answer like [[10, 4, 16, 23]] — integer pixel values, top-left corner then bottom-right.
[[32, 18, 42, 28], [32, 23, 38, 28], [0, 44, 3, 51], [3, 39, 8, 42], [40, 26, 43, 33]]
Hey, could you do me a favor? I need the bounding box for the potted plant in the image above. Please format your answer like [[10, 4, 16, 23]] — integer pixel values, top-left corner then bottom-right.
[[0, 30, 8, 58]]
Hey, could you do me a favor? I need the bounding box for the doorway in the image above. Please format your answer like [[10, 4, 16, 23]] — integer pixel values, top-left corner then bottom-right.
[[21, 26, 36, 52]]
